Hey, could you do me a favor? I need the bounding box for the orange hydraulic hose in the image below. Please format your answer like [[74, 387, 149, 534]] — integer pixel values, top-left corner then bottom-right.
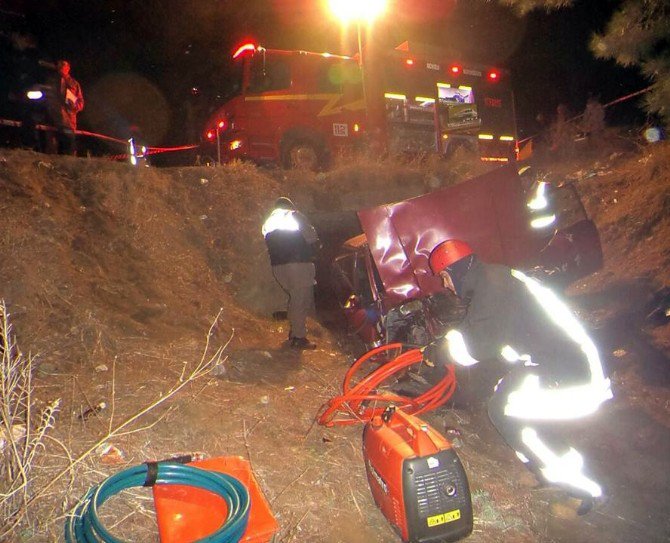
[[317, 343, 457, 427]]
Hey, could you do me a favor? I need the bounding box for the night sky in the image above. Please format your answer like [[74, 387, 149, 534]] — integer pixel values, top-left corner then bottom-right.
[[4, 0, 648, 146]]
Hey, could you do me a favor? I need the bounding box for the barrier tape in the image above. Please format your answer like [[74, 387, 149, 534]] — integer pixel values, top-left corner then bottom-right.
[[0, 119, 200, 160]]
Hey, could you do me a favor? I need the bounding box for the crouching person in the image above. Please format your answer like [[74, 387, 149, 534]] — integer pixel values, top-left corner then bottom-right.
[[429, 239, 613, 513]]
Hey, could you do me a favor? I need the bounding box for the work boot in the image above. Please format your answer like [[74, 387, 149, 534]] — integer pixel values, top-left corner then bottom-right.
[[550, 491, 609, 519], [291, 337, 316, 350]]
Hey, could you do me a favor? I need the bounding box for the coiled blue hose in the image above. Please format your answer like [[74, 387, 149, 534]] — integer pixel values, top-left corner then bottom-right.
[[64, 461, 250, 543]]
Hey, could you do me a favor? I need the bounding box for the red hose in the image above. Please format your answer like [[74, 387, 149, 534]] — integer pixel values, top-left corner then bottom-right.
[[317, 343, 456, 427]]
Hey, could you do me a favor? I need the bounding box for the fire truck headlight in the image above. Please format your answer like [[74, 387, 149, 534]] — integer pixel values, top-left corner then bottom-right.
[[26, 90, 44, 100], [229, 139, 243, 151]]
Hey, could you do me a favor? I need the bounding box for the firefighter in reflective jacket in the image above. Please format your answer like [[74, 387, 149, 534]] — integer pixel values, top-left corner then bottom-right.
[[262, 197, 320, 350], [429, 239, 613, 512]]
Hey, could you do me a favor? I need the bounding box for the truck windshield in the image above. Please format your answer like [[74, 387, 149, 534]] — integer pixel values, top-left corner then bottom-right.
[[247, 54, 290, 94]]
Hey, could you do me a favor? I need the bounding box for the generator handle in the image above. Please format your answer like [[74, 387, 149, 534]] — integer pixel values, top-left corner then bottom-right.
[[390, 408, 451, 457]]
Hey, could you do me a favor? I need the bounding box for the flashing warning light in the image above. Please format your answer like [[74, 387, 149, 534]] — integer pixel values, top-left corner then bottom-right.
[[481, 157, 510, 163], [206, 130, 215, 141], [233, 43, 256, 59], [488, 70, 500, 81], [217, 119, 226, 130], [405, 58, 414, 66], [450, 65, 462, 75]]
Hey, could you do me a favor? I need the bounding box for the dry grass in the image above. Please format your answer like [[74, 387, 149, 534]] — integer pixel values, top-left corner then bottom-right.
[[0, 307, 232, 540], [0, 300, 61, 539]]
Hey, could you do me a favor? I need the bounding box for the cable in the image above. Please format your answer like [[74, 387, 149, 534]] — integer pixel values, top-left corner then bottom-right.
[[64, 460, 250, 543], [317, 343, 456, 427]]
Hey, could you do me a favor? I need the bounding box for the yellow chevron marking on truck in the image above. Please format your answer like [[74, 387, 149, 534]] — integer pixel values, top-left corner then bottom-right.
[[244, 93, 365, 117]]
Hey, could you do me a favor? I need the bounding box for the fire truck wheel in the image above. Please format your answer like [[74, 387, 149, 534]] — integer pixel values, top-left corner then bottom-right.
[[283, 139, 323, 171]]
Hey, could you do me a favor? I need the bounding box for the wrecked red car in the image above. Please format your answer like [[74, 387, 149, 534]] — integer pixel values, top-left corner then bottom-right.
[[332, 164, 602, 349]]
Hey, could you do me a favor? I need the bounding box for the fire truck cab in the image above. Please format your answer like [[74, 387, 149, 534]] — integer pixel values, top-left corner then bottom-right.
[[203, 41, 518, 169]]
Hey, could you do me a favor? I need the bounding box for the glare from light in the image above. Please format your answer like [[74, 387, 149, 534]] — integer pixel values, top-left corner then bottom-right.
[[643, 127, 662, 143], [530, 214, 556, 228], [328, 0, 387, 23], [26, 90, 44, 100], [262, 209, 299, 236], [527, 181, 548, 210], [444, 330, 479, 367], [521, 427, 602, 497]]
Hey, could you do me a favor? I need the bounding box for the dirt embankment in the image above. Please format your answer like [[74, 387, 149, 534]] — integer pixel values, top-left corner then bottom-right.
[[0, 138, 668, 542]]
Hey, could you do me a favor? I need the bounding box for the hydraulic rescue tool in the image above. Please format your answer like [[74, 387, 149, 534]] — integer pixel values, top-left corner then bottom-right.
[[363, 407, 473, 543]]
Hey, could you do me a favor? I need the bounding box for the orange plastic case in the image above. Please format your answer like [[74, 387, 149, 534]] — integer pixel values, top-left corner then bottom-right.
[[153, 456, 279, 543]]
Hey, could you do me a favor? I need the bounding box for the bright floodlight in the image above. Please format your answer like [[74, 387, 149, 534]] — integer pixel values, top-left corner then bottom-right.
[[328, 0, 387, 23]]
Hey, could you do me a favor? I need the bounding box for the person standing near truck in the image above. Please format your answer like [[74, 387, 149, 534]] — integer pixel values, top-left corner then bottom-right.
[[428, 239, 612, 513], [262, 197, 320, 350], [47, 59, 84, 155]]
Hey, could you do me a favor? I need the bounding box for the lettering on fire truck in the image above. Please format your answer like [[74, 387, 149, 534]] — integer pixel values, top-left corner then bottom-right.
[[333, 123, 348, 137]]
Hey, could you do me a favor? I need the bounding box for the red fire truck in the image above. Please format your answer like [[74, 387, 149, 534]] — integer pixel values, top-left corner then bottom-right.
[[203, 40, 518, 169]]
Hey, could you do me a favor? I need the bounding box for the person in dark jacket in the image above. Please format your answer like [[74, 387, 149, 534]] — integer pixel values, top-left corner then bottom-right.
[[429, 239, 613, 512], [262, 197, 320, 349], [47, 59, 84, 155]]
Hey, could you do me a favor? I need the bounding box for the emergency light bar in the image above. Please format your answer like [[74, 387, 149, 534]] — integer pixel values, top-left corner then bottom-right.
[[233, 43, 256, 59]]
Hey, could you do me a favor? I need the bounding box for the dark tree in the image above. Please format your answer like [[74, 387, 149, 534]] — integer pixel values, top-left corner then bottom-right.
[[498, 0, 669, 126]]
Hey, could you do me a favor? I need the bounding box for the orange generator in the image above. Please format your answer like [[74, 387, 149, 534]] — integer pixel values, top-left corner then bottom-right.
[[363, 407, 473, 543]]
